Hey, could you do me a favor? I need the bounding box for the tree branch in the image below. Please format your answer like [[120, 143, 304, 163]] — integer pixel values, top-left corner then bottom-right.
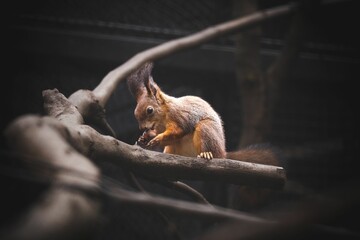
[[265, 7, 306, 136], [92, 3, 298, 107], [105, 183, 273, 224], [3, 107, 276, 239], [143, 177, 211, 205], [4, 115, 100, 240], [45, 89, 286, 189], [13, 89, 286, 189]]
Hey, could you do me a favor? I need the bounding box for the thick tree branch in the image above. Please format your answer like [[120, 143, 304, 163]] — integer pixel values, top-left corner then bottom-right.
[[3, 86, 285, 239], [17, 89, 287, 189], [265, 8, 306, 138], [4, 115, 100, 240], [234, 0, 266, 147], [45, 88, 286, 189], [3, 107, 277, 238], [92, 3, 298, 107], [234, 0, 305, 148], [68, 89, 116, 137], [70, 122, 286, 189]]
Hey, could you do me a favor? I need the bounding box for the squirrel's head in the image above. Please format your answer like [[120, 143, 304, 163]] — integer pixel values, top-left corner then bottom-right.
[[127, 62, 166, 133]]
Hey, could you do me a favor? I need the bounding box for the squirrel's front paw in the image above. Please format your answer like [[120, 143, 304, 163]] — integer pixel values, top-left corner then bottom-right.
[[147, 136, 161, 147], [136, 129, 158, 148], [197, 152, 213, 160]]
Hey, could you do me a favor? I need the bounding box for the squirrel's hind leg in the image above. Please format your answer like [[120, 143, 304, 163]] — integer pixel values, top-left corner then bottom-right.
[[193, 119, 226, 159]]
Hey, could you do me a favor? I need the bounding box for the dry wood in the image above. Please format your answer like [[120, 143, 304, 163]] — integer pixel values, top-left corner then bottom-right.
[[3, 89, 280, 240], [53, 89, 286, 189], [4, 115, 100, 240]]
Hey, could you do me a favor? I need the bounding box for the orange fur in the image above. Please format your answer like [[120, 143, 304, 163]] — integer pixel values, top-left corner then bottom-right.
[[128, 63, 281, 166], [129, 63, 285, 209]]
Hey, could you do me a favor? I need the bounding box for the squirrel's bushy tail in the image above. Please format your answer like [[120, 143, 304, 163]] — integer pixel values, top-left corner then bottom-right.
[[226, 143, 285, 167]]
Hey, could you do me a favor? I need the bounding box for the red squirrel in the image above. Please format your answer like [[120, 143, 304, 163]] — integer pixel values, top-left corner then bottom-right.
[[127, 62, 280, 166]]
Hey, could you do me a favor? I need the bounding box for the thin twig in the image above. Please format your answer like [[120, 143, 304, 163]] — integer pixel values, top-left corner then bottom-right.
[[147, 177, 211, 205]]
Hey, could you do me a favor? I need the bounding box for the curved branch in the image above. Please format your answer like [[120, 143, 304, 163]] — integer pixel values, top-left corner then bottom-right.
[[143, 177, 211, 205], [92, 3, 298, 107], [3, 113, 273, 238], [159, 180, 211, 205], [42, 89, 286, 189], [4, 115, 100, 240], [67, 89, 116, 137], [3, 88, 283, 238]]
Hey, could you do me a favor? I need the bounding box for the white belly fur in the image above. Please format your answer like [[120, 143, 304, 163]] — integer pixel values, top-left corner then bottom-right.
[[163, 133, 197, 157]]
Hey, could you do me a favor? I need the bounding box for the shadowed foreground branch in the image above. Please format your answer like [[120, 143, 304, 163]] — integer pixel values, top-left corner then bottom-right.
[[3, 88, 283, 239]]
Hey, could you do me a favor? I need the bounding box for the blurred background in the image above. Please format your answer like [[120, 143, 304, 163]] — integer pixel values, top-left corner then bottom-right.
[[2, 0, 360, 239]]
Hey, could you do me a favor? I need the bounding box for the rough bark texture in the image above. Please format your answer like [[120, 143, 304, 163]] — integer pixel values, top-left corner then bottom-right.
[[52, 89, 286, 189], [3, 88, 285, 240], [4, 96, 100, 240]]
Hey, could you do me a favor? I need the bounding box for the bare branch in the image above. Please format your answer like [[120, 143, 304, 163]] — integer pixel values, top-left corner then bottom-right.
[[3, 115, 275, 239], [106, 183, 273, 224], [3, 86, 286, 240], [22, 89, 287, 187], [67, 89, 116, 137], [88, 134, 286, 188], [42, 89, 287, 189], [4, 115, 100, 240], [70, 124, 286, 188], [144, 177, 211, 205], [92, 3, 298, 107]]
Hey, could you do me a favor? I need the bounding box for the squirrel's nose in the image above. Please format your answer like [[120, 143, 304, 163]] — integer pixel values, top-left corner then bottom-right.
[[139, 122, 154, 131], [139, 123, 148, 131]]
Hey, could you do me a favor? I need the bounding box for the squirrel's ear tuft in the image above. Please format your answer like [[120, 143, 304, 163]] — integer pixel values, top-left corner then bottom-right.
[[145, 76, 158, 97], [146, 76, 164, 104], [127, 62, 154, 100]]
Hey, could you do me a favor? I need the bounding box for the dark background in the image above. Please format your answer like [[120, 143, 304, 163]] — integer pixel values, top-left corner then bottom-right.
[[2, 0, 360, 239]]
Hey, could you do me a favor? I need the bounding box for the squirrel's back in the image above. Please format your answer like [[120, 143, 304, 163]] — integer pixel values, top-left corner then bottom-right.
[[163, 94, 226, 158], [166, 95, 224, 133]]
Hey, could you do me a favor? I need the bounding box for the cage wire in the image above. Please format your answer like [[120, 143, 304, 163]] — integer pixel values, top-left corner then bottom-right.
[[5, 0, 360, 239]]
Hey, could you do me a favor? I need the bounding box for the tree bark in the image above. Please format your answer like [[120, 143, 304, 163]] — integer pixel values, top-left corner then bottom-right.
[[47, 89, 287, 189], [234, 0, 267, 147], [4, 105, 100, 240], [234, 0, 305, 147]]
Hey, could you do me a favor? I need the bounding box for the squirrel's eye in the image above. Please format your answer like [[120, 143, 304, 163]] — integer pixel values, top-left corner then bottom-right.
[[146, 106, 154, 115]]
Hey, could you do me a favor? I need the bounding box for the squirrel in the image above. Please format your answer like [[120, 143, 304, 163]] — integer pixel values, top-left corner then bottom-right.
[[127, 62, 281, 166]]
